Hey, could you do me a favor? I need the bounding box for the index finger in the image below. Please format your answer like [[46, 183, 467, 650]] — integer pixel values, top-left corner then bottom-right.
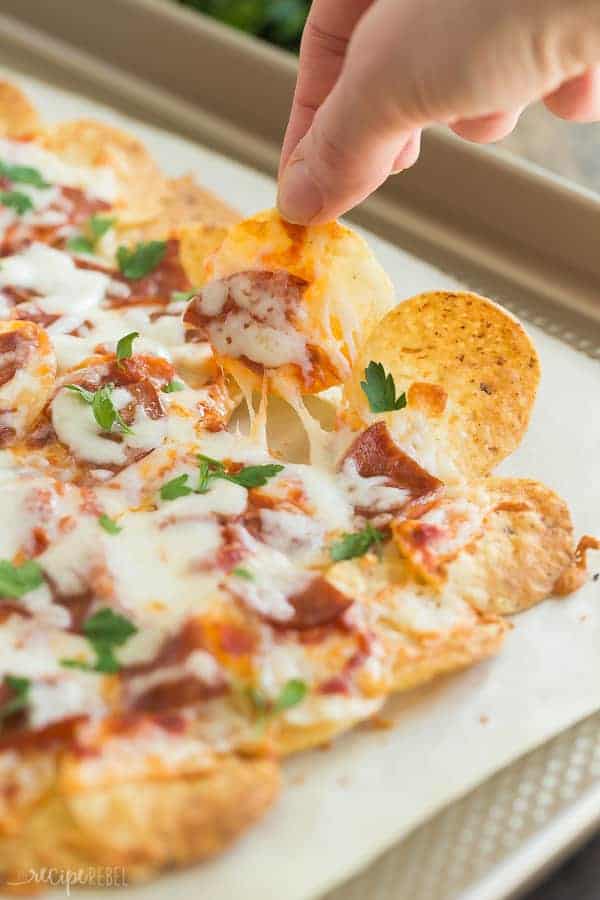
[[279, 0, 374, 176]]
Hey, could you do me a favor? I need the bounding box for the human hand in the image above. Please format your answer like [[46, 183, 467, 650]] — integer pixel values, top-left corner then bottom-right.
[[278, 0, 600, 224]]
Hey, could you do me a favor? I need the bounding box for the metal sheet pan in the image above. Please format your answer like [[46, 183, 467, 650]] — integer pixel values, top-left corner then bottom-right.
[[0, 6, 599, 899]]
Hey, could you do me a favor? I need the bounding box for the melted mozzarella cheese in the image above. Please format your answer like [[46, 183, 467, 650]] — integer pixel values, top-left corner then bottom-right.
[[51, 385, 166, 466], [0, 243, 109, 333], [200, 273, 310, 370], [0, 138, 117, 201]]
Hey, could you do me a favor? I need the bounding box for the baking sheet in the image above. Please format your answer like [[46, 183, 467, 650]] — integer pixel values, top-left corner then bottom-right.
[[3, 69, 600, 900]]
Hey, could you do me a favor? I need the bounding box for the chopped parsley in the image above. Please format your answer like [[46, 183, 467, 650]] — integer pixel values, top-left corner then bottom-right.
[[0, 559, 44, 598], [196, 455, 284, 491], [61, 608, 137, 674], [98, 514, 122, 535], [88, 214, 115, 240], [330, 523, 384, 562], [65, 383, 133, 435], [160, 474, 194, 501], [66, 235, 94, 254], [0, 675, 31, 723], [0, 190, 34, 216], [117, 241, 166, 280], [273, 679, 308, 712], [247, 679, 308, 723], [232, 567, 253, 580], [360, 361, 407, 414], [116, 331, 139, 362], [171, 289, 199, 303], [0, 160, 49, 188], [161, 379, 185, 393], [67, 214, 116, 254], [160, 456, 284, 502]]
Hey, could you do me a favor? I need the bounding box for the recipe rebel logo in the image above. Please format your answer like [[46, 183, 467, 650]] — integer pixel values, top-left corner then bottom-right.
[[7, 865, 128, 894]]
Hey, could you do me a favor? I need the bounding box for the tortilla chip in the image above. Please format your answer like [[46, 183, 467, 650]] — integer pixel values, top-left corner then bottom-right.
[[0, 81, 41, 138], [40, 119, 167, 224], [118, 175, 239, 246], [178, 222, 233, 287], [446, 477, 575, 614], [192, 208, 395, 393], [344, 291, 540, 479]]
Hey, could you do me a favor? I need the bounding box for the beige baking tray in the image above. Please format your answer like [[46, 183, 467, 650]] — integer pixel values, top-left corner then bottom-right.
[[0, 5, 600, 900]]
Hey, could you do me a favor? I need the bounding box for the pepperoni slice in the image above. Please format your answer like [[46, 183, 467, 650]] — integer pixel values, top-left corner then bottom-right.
[[183, 269, 307, 344], [0, 187, 110, 257], [123, 619, 227, 714], [0, 714, 86, 753], [272, 575, 353, 631], [0, 329, 34, 387], [343, 422, 444, 516]]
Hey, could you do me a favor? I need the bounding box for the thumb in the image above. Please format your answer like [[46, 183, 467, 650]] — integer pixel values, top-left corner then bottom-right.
[[277, 63, 416, 225], [278, 0, 600, 225]]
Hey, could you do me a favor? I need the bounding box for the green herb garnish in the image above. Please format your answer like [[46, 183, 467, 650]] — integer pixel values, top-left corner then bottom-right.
[[160, 456, 284, 502], [89, 215, 116, 240], [67, 214, 116, 255], [246, 679, 308, 726], [330, 523, 385, 562], [61, 608, 137, 674], [116, 331, 139, 362], [117, 241, 166, 279], [197, 455, 284, 491], [0, 559, 43, 598], [232, 567, 253, 580], [161, 380, 185, 393], [0, 190, 33, 215], [65, 383, 132, 435], [273, 678, 307, 712], [98, 514, 122, 535], [360, 361, 407, 414], [0, 161, 49, 188], [0, 675, 31, 722], [170, 289, 198, 303], [160, 474, 194, 501], [66, 235, 94, 254]]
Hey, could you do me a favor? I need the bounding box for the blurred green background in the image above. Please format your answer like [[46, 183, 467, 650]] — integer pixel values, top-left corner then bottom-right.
[[175, 0, 310, 51]]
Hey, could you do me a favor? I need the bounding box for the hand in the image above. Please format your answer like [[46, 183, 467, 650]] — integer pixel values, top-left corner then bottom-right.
[[278, 0, 600, 224]]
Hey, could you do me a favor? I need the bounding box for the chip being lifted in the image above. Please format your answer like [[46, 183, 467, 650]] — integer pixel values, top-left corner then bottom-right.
[[0, 80, 597, 894], [183, 208, 394, 395]]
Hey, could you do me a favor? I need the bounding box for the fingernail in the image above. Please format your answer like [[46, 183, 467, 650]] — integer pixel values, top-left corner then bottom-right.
[[278, 159, 323, 224]]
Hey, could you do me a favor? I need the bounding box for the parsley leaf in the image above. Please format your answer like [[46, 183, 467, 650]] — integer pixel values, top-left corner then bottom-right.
[[65, 384, 95, 404], [0, 161, 49, 188], [117, 241, 166, 280], [171, 289, 198, 303], [66, 235, 94, 254], [0, 559, 44, 598], [226, 464, 285, 489], [0, 675, 31, 722], [360, 361, 407, 414], [330, 523, 384, 562], [65, 383, 132, 435], [232, 567, 253, 580], [98, 514, 122, 535], [197, 455, 284, 490], [161, 380, 185, 393], [61, 608, 137, 674], [161, 457, 284, 502], [89, 215, 116, 240], [116, 331, 139, 362], [273, 679, 307, 712], [0, 190, 33, 216], [247, 679, 308, 722], [160, 474, 194, 501], [67, 214, 116, 255]]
